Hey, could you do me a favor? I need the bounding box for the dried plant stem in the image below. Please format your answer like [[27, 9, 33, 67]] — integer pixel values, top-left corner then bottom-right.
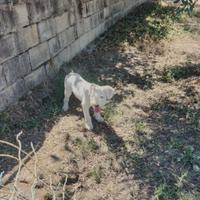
[[62, 175, 68, 200], [49, 176, 56, 200], [0, 140, 28, 156], [9, 131, 23, 200], [30, 142, 38, 200], [0, 154, 18, 161]]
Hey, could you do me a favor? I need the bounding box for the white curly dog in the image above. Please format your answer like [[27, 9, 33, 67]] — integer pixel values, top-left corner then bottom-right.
[[63, 72, 115, 130]]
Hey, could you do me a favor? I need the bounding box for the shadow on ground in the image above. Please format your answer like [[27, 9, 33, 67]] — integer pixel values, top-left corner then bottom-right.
[[92, 87, 200, 199], [162, 63, 200, 82]]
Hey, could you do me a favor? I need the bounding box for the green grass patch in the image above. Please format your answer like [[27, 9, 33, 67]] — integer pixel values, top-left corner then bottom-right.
[[73, 137, 99, 158], [104, 2, 182, 49], [103, 102, 120, 124], [0, 72, 65, 133], [180, 193, 200, 200], [0, 112, 12, 135], [88, 166, 104, 184], [154, 183, 178, 200], [135, 121, 147, 133], [162, 64, 200, 82]]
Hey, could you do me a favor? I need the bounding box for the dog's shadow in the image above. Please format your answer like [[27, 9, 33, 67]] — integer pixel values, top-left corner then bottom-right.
[[92, 121, 125, 154]]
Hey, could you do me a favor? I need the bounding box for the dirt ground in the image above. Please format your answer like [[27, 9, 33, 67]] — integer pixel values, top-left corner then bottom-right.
[[0, 2, 200, 200]]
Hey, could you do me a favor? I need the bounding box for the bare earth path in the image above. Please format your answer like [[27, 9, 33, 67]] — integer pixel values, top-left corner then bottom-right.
[[0, 2, 200, 200]]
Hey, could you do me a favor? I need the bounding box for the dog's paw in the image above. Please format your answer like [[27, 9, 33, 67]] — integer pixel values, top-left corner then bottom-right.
[[85, 123, 93, 130]]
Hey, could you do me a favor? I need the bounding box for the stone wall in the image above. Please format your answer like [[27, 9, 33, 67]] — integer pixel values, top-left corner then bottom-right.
[[0, 0, 147, 111]]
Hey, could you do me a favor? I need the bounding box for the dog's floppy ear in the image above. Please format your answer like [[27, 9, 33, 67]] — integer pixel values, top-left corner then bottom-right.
[[102, 86, 115, 99], [89, 84, 96, 105]]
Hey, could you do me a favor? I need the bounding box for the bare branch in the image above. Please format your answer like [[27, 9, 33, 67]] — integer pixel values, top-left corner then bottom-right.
[[30, 142, 38, 200], [62, 175, 68, 200], [9, 131, 23, 200], [0, 140, 28, 156], [0, 154, 18, 161]]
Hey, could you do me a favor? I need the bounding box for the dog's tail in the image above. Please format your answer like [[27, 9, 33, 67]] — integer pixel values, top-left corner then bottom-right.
[[64, 70, 75, 81], [70, 69, 74, 74]]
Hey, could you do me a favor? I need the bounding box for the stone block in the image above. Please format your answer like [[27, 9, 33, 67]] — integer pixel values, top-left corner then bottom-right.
[[25, 66, 46, 89], [67, 25, 76, 44], [96, 0, 106, 11], [76, 19, 85, 37], [111, 1, 123, 15], [45, 61, 57, 79], [99, 10, 105, 22], [79, 33, 89, 50], [58, 26, 75, 49], [26, 0, 54, 23], [0, 89, 7, 111], [105, 17, 113, 30], [0, 5, 16, 36], [55, 11, 70, 33], [58, 30, 68, 49], [52, 53, 63, 71], [69, 38, 81, 59], [90, 12, 99, 29], [8, 79, 27, 104], [95, 23, 103, 38], [15, 24, 39, 52], [112, 12, 122, 24], [83, 17, 91, 33], [13, 3, 29, 27], [38, 18, 57, 42], [48, 36, 61, 56], [0, 34, 17, 64], [57, 46, 71, 65], [104, 7, 110, 19], [3, 52, 31, 86], [63, 0, 73, 11], [0, 79, 27, 109], [69, 6, 76, 25], [29, 42, 50, 70], [0, 65, 7, 91], [51, 0, 65, 14], [82, 1, 96, 17], [87, 28, 96, 43], [89, 11, 104, 30]]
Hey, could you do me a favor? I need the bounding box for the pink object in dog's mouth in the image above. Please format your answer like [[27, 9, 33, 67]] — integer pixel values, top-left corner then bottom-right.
[[94, 105, 101, 113]]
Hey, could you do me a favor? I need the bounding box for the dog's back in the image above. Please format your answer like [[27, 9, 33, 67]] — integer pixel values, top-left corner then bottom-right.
[[64, 72, 90, 101]]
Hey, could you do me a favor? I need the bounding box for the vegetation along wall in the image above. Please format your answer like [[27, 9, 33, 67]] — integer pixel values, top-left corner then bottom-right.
[[0, 0, 147, 111]]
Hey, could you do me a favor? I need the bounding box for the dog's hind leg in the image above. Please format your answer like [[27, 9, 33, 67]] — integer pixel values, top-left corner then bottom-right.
[[82, 105, 93, 130], [62, 81, 72, 111]]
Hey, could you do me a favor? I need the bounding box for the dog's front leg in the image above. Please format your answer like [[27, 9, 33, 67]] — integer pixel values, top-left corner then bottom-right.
[[82, 104, 93, 130], [82, 93, 93, 130]]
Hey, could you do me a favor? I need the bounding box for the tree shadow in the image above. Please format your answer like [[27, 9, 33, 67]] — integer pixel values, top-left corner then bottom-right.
[[88, 58, 200, 197], [102, 2, 179, 47], [91, 89, 200, 198], [133, 95, 200, 198], [182, 8, 200, 34], [0, 74, 64, 180], [162, 63, 200, 82]]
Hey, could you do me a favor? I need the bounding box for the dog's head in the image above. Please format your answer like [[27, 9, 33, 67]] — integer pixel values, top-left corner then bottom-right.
[[90, 85, 115, 108]]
